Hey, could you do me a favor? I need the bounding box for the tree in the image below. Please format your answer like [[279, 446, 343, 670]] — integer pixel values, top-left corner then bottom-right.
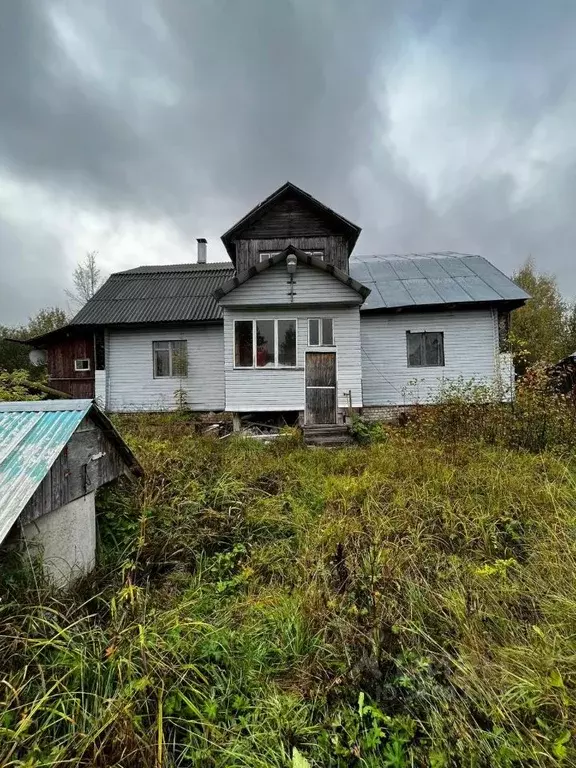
[[66, 251, 104, 308], [27, 306, 68, 338], [510, 259, 568, 370], [562, 301, 576, 359], [0, 306, 68, 373]]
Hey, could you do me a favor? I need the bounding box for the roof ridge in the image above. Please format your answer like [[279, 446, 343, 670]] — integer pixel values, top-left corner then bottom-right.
[[115, 261, 234, 275]]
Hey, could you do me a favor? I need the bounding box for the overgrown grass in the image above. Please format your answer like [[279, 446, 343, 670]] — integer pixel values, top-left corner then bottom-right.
[[1, 414, 576, 766]]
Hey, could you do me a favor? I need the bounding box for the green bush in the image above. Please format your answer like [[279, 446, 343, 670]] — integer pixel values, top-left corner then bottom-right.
[[408, 366, 576, 454], [349, 415, 389, 445]]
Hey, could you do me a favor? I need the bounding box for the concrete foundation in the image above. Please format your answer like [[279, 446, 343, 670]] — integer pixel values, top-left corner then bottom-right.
[[22, 492, 96, 587]]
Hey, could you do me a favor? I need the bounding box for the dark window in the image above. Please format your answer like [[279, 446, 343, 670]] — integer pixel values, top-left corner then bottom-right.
[[308, 318, 334, 346], [74, 358, 90, 371], [259, 251, 281, 262], [278, 320, 297, 366], [234, 319, 296, 367], [406, 331, 444, 367], [322, 318, 334, 346], [234, 321, 253, 367], [153, 340, 188, 377], [256, 320, 275, 367], [94, 330, 105, 370]]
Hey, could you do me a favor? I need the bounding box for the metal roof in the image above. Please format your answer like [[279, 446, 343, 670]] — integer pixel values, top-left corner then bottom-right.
[[0, 400, 92, 545], [71, 263, 234, 325], [349, 252, 529, 311], [42, 252, 527, 336], [0, 399, 142, 545]]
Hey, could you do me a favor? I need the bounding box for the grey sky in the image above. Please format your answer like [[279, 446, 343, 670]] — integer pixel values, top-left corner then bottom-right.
[[1, 0, 575, 325]]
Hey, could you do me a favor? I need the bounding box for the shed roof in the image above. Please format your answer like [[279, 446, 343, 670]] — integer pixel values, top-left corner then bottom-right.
[[0, 399, 141, 545], [350, 252, 529, 311]]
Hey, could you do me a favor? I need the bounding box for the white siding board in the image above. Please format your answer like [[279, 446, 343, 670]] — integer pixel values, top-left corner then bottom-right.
[[220, 261, 361, 306], [107, 325, 225, 412], [94, 370, 106, 409], [223, 307, 362, 413], [361, 309, 500, 406]]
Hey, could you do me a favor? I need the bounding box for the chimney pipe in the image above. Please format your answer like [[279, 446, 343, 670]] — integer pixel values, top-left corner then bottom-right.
[[197, 238, 207, 264]]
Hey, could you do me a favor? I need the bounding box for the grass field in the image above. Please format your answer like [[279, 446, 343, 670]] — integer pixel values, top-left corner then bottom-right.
[[1, 411, 575, 767]]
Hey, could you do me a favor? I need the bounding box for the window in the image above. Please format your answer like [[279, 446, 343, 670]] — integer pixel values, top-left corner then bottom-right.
[[304, 250, 324, 260], [74, 358, 90, 371], [308, 318, 334, 346], [234, 319, 296, 367], [153, 340, 188, 377], [406, 331, 444, 367]]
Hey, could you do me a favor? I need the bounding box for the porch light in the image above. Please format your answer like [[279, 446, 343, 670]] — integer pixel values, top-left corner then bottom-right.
[[286, 254, 297, 274]]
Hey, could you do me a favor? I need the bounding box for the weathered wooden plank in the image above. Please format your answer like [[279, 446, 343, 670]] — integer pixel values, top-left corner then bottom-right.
[[20, 416, 131, 525], [47, 335, 95, 398], [305, 388, 336, 425], [238, 197, 336, 239], [306, 352, 336, 387], [305, 352, 337, 424], [235, 235, 349, 273]]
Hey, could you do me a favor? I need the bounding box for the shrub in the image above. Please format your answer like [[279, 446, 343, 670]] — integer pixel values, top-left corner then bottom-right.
[[408, 367, 576, 454], [349, 415, 389, 445]]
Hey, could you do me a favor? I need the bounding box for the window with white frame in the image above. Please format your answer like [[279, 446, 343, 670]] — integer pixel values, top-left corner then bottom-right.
[[308, 318, 334, 346], [153, 340, 188, 377], [406, 331, 444, 367], [305, 250, 324, 260], [234, 319, 297, 368], [74, 358, 91, 371]]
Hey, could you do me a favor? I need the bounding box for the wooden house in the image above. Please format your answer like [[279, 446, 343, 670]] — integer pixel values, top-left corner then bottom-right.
[[24, 182, 529, 431]]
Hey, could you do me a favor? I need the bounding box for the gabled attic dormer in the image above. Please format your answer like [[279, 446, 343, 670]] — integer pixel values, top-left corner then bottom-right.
[[221, 181, 361, 274]]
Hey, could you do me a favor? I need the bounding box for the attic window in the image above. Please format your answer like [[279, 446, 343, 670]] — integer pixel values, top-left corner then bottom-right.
[[153, 340, 188, 377], [304, 250, 324, 260], [259, 251, 282, 262], [74, 359, 91, 371], [406, 331, 444, 367]]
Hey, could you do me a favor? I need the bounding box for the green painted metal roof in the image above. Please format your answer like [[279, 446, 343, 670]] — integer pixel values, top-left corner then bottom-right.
[[0, 400, 92, 545]]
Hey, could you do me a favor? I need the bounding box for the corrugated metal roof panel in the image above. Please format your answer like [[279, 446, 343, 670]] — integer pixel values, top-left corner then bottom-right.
[[71, 264, 235, 325], [350, 253, 529, 311], [0, 400, 92, 545], [63, 252, 527, 328]]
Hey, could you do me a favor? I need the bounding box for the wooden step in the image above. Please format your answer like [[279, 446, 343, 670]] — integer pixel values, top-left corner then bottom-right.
[[303, 424, 352, 447]]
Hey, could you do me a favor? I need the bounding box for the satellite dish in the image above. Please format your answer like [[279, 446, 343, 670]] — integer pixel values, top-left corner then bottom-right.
[[29, 349, 47, 366]]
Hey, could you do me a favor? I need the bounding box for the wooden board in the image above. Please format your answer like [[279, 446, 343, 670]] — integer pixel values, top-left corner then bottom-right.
[[234, 235, 349, 273], [305, 352, 336, 424], [47, 334, 95, 398], [20, 416, 128, 525]]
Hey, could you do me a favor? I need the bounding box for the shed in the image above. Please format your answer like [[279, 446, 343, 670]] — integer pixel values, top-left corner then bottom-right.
[[0, 399, 142, 586]]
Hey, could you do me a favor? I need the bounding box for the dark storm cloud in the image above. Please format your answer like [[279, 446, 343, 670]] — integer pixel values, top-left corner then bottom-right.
[[1, 0, 576, 324]]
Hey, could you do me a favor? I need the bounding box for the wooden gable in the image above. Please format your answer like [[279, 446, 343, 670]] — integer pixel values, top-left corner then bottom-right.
[[235, 193, 342, 240]]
